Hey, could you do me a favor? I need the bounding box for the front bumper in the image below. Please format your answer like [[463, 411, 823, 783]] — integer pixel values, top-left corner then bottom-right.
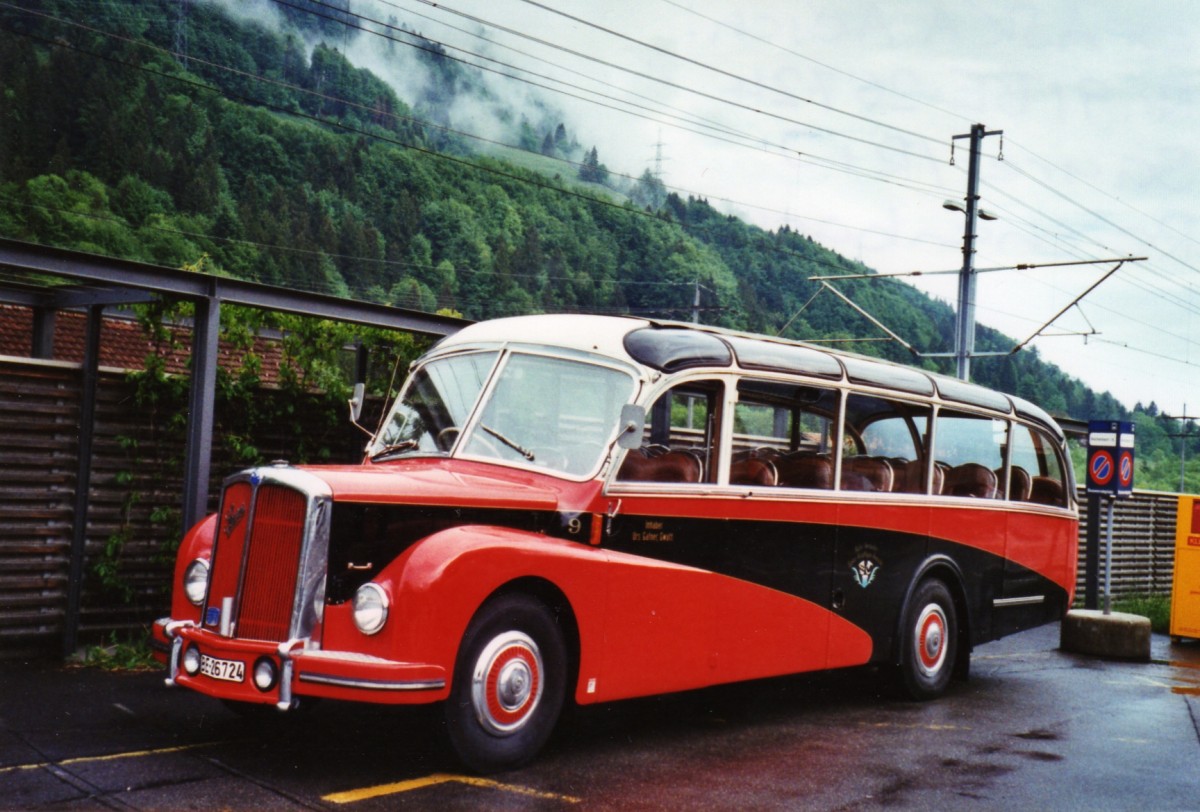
[[153, 618, 448, 708]]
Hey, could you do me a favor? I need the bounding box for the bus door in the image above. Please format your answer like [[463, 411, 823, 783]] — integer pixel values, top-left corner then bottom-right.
[[997, 422, 1073, 635]]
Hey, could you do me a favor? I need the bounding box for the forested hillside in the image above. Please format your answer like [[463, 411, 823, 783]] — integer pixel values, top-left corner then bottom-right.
[[4, 0, 1199, 489]]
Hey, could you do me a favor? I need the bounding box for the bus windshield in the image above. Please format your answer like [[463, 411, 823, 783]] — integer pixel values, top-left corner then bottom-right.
[[372, 350, 637, 476]]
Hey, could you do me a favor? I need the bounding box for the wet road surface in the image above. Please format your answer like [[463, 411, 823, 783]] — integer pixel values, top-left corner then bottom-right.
[[2, 623, 1198, 810]]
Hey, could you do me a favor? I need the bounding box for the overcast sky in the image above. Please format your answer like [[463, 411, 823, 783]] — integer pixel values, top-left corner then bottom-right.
[[300, 0, 1200, 413]]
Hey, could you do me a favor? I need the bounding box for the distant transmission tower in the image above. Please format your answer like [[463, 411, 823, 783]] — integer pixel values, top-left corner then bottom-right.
[[652, 129, 668, 182], [173, 0, 189, 68]]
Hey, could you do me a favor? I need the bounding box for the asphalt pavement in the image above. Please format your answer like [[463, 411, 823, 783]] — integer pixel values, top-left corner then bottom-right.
[[2, 623, 1198, 810]]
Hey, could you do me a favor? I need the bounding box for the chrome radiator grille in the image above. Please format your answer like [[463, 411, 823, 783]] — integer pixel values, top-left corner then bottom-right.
[[204, 469, 329, 644], [236, 485, 306, 641]]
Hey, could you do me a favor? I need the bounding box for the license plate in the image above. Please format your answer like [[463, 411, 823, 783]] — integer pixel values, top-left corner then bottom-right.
[[199, 654, 245, 683]]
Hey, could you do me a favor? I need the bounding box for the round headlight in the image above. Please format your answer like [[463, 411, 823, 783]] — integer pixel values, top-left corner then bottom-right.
[[183, 559, 210, 606], [353, 583, 389, 636]]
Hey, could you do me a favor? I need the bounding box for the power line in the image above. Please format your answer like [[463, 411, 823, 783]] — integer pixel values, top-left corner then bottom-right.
[[395, 0, 947, 164], [2, 3, 952, 270], [512, 0, 946, 147], [13, 0, 1199, 384], [653, 0, 971, 125]]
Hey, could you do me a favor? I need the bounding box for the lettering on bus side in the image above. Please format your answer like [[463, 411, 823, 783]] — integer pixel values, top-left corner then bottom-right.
[[632, 520, 676, 543]]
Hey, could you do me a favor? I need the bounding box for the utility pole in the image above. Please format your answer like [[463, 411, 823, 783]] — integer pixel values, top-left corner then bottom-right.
[[173, 0, 189, 68], [1165, 407, 1199, 492], [950, 123, 1002, 381]]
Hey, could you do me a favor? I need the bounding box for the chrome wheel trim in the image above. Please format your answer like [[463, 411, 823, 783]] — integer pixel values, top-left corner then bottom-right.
[[915, 603, 948, 679], [470, 631, 543, 736]]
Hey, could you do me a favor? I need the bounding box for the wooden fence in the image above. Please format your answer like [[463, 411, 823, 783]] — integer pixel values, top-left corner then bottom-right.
[[0, 355, 1187, 660], [0, 355, 371, 660]]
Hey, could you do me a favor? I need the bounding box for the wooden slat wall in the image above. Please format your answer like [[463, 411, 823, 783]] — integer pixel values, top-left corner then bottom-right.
[[0, 356, 374, 659], [0, 359, 80, 659], [1076, 491, 1181, 601]]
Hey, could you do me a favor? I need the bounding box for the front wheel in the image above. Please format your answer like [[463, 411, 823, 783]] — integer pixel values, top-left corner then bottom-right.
[[444, 594, 567, 773], [897, 579, 958, 700]]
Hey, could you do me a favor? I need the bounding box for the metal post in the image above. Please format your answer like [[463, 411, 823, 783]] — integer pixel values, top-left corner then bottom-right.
[[1181, 403, 1188, 493], [31, 306, 56, 358], [63, 305, 102, 657], [1103, 495, 1115, 615], [1084, 492, 1100, 610], [181, 289, 220, 531], [951, 124, 1002, 381], [953, 125, 982, 380]]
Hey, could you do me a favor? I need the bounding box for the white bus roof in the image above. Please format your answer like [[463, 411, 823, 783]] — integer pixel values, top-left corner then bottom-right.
[[431, 315, 1063, 440]]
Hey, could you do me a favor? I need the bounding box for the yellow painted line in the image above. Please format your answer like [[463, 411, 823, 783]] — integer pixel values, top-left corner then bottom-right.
[[0, 741, 226, 775], [858, 721, 969, 732], [323, 772, 581, 805]]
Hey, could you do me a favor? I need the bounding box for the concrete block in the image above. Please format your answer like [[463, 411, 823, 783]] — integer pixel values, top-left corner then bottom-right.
[[1060, 609, 1151, 661]]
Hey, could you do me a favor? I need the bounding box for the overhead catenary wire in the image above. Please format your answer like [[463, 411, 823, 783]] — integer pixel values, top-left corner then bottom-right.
[[510, 0, 947, 147], [8, 1, 1200, 381], [393, 0, 948, 164], [0, 3, 952, 272]]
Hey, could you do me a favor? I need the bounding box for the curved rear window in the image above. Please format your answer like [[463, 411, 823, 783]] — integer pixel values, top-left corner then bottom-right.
[[840, 356, 934, 396], [935, 377, 1012, 412], [725, 336, 843, 379], [624, 327, 732, 372]]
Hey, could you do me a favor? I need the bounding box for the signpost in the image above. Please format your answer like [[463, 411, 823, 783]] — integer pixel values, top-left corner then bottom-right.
[[1086, 421, 1135, 614]]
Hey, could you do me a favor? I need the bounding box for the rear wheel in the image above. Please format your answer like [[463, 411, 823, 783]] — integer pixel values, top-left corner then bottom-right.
[[897, 578, 958, 700], [444, 594, 567, 773]]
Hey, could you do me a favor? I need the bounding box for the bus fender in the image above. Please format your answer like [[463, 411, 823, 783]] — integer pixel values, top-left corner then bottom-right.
[[380, 525, 607, 697]]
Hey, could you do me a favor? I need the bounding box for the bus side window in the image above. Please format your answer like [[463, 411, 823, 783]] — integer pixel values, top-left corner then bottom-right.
[[732, 380, 838, 489], [1010, 423, 1068, 507], [617, 381, 721, 484], [844, 394, 932, 493], [933, 410, 1006, 499]]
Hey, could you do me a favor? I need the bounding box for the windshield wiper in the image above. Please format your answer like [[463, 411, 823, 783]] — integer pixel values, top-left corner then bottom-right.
[[480, 424, 535, 461], [369, 439, 419, 461]]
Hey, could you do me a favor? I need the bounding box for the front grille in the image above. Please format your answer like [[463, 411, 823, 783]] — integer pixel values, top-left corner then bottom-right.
[[205, 471, 323, 644], [237, 485, 307, 641]]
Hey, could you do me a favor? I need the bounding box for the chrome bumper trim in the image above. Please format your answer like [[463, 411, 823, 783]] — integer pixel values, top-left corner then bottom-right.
[[993, 595, 1045, 608], [297, 672, 446, 692]]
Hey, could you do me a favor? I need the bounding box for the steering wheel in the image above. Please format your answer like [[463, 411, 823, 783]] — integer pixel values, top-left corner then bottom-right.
[[436, 426, 461, 450]]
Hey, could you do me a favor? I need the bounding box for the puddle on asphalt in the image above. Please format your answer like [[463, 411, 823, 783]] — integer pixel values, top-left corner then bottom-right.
[[1166, 655, 1200, 696]]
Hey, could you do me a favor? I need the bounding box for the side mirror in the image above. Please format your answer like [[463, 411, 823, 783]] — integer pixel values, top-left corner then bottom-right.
[[349, 382, 374, 440], [349, 382, 366, 423], [616, 404, 646, 450]]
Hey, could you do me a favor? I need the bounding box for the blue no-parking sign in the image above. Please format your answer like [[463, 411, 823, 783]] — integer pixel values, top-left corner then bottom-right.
[[1086, 420, 1134, 497]]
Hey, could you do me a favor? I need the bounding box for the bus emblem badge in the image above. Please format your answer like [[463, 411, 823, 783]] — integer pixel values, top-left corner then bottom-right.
[[851, 555, 881, 589], [223, 504, 246, 538]]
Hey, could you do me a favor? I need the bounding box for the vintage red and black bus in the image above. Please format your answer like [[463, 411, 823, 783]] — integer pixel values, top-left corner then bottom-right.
[[153, 314, 1077, 771]]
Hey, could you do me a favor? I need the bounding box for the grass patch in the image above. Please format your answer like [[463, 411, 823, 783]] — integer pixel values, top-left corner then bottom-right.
[[73, 631, 160, 672], [1112, 593, 1172, 634]]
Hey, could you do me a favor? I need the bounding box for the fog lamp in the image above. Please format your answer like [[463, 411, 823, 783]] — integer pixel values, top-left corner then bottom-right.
[[253, 657, 278, 692], [182, 644, 201, 676]]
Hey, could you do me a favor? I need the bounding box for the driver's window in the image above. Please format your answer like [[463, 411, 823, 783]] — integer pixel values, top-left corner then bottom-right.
[[374, 351, 498, 454], [460, 353, 635, 475]]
